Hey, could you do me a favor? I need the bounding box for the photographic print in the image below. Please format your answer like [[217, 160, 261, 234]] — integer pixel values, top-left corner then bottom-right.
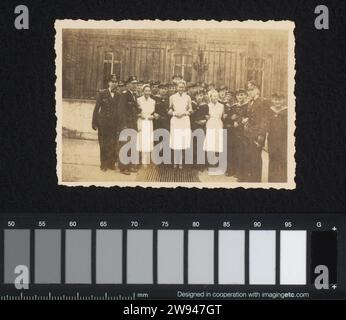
[[55, 20, 295, 188]]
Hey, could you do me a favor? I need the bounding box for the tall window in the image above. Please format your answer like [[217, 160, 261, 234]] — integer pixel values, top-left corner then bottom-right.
[[103, 51, 122, 86], [246, 57, 264, 89], [174, 54, 193, 82]]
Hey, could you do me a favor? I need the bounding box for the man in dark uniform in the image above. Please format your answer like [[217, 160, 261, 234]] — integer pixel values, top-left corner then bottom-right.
[[136, 80, 144, 97], [152, 84, 170, 164], [150, 81, 161, 105], [268, 93, 288, 182], [116, 80, 125, 94], [225, 90, 235, 107], [191, 90, 208, 171], [243, 82, 270, 182], [117, 76, 139, 175], [153, 84, 169, 131], [223, 90, 236, 176], [92, 74, 119, 171], [151, 81, 160, 97], [224, 89, 249, 179]]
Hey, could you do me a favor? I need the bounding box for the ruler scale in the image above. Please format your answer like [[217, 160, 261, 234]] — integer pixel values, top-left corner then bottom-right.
[[0, 214, 344, 300]]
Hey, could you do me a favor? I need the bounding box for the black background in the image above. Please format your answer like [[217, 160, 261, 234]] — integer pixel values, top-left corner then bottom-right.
[[0, 0, 345, 215]]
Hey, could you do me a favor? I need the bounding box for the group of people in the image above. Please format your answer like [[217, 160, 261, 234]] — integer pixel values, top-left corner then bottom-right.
[[92, 74, 288, 182]]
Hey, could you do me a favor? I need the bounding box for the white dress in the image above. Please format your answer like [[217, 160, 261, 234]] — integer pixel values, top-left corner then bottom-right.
[[203, 102, 224, 152], [169, 92, 192, 150], [137, 96, 155, 152]]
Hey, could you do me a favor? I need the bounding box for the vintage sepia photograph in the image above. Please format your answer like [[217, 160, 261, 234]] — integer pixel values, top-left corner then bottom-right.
[[55, 20, 296, 188]]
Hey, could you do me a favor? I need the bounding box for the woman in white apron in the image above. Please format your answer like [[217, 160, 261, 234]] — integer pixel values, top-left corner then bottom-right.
[[169, 81, 192, 169], [203, 90, 225, 166], [137, 85, 157, 166]]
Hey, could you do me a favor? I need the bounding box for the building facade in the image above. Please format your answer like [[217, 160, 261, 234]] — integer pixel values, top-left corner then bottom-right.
[[62, 28, 289, 100]]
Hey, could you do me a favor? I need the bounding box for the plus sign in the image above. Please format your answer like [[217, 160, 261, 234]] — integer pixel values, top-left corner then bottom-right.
[[332, 226, 337, 231], [332, 285, 337, 290]]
